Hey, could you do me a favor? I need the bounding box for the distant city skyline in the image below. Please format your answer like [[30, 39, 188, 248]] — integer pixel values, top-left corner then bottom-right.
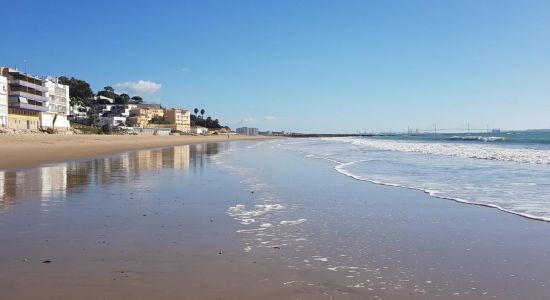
[[3, 0, 550, 133]]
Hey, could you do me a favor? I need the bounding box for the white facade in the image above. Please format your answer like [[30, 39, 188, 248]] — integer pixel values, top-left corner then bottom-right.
[[191, 126, 208, 134], [42, 78, 70, 129], [40, 112, 70, 129], [0, 75, 8, 127], [69, 104, 89, 123], [44, 78, 70, 115]]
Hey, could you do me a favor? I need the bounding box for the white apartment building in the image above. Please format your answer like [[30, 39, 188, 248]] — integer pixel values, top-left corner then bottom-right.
[[41, 78, 70, 129], [0, 75, 8, 127], [1, 67, 48, 130], [236, 127, 259, 136]]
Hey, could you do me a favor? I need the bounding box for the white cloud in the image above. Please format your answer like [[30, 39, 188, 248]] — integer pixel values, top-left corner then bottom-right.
[[113, 80, 161, 95], [264, 116, 277, 121]]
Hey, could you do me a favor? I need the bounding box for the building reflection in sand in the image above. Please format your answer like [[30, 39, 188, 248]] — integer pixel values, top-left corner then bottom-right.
[[0, 143, 225, 212]]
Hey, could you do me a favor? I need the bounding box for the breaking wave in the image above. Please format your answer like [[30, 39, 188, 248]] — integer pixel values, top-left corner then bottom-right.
[[325, 137, 550, 165]]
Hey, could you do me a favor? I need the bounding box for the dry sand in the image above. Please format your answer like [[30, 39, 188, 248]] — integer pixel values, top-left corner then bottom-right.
[[0, 134, 276, 170]]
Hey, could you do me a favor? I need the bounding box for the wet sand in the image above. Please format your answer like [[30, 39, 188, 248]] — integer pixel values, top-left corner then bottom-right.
[[0, 134, 276, 170], [1, 141, 550, 299], [0, 143, 310, 300]]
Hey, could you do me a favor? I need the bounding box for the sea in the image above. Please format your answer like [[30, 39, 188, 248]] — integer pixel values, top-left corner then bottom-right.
[[275, 130, 550, 222]]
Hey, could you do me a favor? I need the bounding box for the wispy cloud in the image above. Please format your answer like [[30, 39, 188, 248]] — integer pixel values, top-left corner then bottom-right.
[[113, 80, 161, 95], [181, 67, 190, 72], [264, 116, 277, 121]]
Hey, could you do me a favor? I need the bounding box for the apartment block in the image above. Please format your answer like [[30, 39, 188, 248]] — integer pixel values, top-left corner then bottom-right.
[[236, 127, 259, 136], [0, 75, 7, 127], [41, 77, 71, 129], [163, 108, 191, 132], [0, 67, 48, 130], [127, 105, 164, 127]]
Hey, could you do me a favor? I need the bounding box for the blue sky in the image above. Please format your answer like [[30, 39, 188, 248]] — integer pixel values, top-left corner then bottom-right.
[[3, 0, 550, 132]]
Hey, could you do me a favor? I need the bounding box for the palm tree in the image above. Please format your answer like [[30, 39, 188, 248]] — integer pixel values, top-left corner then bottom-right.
[[194, 108, 199, 115], [200, 109, 206, 127]]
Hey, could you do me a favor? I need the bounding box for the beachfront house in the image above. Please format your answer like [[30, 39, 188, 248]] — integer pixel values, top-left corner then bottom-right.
[[0, 67, 48, 130], [1, 67, 72, 131], [0, 75, 8, 127], [40, 77, 71, 130], [99, 111, 127, 127], [68, 104, 89, 124], [191, 126, 208, 135], [126, 105, 191, 133], [163, 108, 191, 132], [127, 105, 164, 128]]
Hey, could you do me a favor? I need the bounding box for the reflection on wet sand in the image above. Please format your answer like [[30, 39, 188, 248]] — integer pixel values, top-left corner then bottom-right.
[[0, 143, 223, 212]]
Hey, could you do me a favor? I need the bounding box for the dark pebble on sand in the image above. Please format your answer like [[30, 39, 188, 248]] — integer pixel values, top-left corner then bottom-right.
[[42, 260, 52, 264]]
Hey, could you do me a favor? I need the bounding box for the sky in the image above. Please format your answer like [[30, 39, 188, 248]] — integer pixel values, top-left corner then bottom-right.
[[3, 0, 550, 133]]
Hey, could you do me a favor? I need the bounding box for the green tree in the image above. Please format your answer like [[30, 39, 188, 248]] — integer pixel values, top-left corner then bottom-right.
[[115, 93, 130, 105], [194, 108, 199, 115], [87, 110, 100, 127], [58, 76, 94, 107], [148, 116, 169, 124], [130, 96, 143, 104], [97, 86, 118, 100], [200, 109, 206, 127]]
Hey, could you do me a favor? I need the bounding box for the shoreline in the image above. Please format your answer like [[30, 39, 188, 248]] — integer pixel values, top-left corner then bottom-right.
[[2, 137, 550, 299], [0, 134, 279, 171]]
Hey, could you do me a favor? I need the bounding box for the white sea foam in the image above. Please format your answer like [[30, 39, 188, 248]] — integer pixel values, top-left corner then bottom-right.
[[280, 219, 307, 225], [334, 160, 550, 222], [313, 257, 328, 262], [276, 138, 550, 222], [227, 203, 285, 219], [448, 135, 506, 142], [326, 137, 550, 165]]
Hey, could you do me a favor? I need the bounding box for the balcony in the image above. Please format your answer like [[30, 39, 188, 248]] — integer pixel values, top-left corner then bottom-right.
[[8, 79, 48, 92], [9, 90, 49, 102], [9, 102, 48, 112]]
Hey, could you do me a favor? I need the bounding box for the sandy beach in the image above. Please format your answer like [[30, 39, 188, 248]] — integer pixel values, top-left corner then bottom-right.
[[0, 134, 275, 170], [1, 139, 550, 299]]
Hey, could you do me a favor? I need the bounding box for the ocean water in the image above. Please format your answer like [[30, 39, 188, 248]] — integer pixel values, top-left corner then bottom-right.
[[275, 131, 550, 222], [215, 139, 550, 298]]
